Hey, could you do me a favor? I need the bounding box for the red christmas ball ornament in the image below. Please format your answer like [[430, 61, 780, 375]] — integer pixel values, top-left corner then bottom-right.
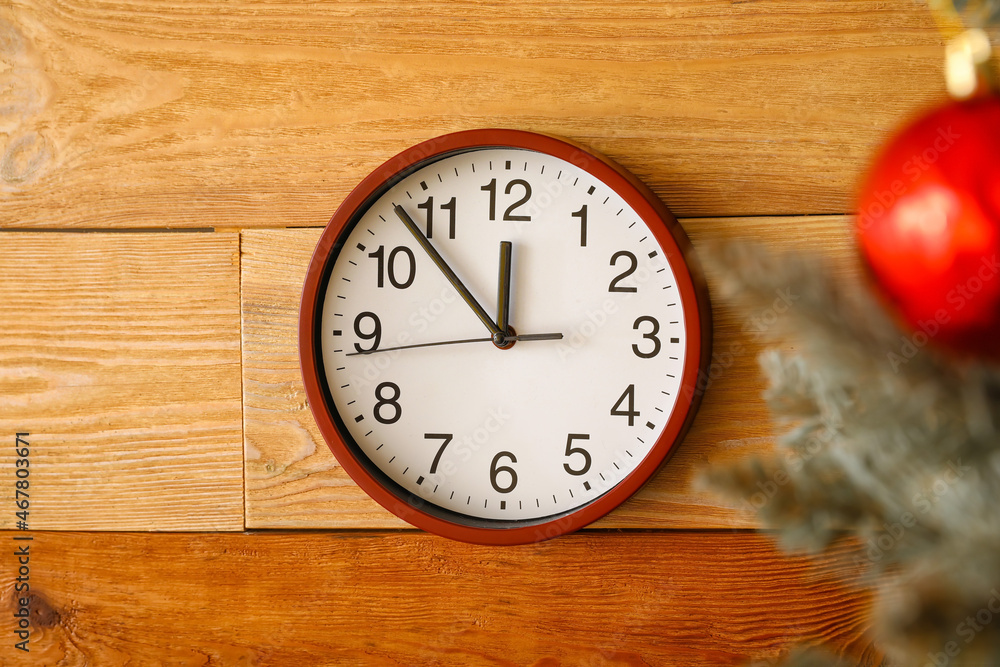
[[856, 93, 1000, 360]]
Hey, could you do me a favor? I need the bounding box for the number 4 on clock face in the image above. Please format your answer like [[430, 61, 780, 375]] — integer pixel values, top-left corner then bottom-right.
[[300, 129, 711, 545]]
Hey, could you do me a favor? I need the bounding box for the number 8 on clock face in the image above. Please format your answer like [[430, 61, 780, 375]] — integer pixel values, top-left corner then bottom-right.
[[300, 129, 712, 545]]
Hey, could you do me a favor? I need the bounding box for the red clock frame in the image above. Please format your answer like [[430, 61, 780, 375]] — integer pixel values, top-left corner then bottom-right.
[[299, 128, 712, 545]]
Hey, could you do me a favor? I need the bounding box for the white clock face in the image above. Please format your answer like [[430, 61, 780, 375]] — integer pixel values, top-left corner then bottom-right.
[[317, 147, 689, 524]]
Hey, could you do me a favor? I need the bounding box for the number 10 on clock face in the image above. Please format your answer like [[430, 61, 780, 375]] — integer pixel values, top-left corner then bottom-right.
[[301, 130, 710, 544]]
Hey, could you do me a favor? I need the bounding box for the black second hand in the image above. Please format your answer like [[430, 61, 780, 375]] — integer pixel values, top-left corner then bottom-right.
[[346, 333, 563, 357]]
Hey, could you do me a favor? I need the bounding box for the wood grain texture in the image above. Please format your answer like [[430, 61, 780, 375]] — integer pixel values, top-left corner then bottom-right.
[[0, 530, 882, 666], [0, 1, 950, 228], [0, 232, 244, 530], [242, 216, 860, 529], [0, 3, 915, 659]]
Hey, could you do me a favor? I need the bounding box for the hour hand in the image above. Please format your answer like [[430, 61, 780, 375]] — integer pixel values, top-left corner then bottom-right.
[[497, 241, 512, 343], [394, 205, 504, 342]]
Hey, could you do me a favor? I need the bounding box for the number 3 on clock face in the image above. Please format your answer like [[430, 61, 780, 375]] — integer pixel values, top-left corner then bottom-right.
[[300, 129, 712, 545]]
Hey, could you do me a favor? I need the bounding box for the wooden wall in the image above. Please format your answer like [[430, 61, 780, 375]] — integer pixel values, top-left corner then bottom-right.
[[0, 1, 956, 664]]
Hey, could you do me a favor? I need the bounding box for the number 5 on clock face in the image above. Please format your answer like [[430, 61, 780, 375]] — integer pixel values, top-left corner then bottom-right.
[[300, 129, 711, 545]]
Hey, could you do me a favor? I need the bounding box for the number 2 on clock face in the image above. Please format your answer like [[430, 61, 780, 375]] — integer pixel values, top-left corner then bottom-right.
[[318, 146, 690, 523]]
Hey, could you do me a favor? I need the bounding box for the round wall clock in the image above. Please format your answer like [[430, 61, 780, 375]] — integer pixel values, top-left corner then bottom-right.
[[300, 129, 711, 545]]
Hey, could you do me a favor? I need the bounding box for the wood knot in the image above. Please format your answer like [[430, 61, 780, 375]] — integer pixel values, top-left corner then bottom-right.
[[27, 592, 61, 628], [0, 16, 56, 189], [8, 589, 63, 629], [1, 130, 52, 185]]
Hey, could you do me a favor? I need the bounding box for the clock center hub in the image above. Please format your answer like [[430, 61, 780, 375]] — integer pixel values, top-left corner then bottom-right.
[[492, 326, 517, 350]]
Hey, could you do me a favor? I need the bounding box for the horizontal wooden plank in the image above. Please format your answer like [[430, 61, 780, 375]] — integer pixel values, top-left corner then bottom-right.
[[0, 232, 244, 530], [0, 530, 881, 666], [242, 216, 860, 529], [0, 1, 947, 228]]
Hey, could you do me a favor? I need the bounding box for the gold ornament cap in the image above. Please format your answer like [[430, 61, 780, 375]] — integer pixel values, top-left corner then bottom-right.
[[946, 28, 996, 97]]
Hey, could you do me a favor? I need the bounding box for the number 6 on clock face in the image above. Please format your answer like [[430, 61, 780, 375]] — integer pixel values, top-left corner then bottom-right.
[[300, 129, 712, 545]]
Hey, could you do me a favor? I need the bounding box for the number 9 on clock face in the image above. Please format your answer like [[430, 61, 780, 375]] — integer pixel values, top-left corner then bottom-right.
[[300, 129, 711, 545]]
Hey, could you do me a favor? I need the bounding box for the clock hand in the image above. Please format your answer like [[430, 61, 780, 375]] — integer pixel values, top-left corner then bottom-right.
[[497, 241, 512, 341], [345, 332, 563, 357], [394, 205, 505, 345]]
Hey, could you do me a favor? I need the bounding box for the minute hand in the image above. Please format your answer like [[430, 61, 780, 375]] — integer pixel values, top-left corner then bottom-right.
[[394, 204, 504, 341]]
